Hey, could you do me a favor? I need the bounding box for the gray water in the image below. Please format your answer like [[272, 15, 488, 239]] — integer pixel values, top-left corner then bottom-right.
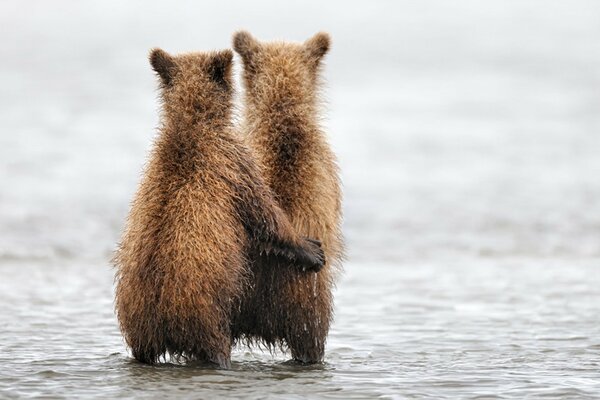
[[1, 1, 600, 398]]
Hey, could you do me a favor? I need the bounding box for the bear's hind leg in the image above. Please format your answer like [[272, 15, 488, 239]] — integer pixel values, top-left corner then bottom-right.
[[130, 340, 166, 364], [192, 318, 233, 369], [287, 321, 327, 364], [283, 276, 333, 364]]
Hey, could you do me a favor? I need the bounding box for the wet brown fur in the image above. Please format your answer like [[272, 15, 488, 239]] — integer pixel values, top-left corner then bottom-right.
[[114, 49, 325, 368], [233, 31, 344, 363]]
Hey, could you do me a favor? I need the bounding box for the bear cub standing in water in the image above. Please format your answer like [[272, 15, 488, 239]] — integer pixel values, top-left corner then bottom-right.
[[233, 32, 344, 363], [114, 49, 325, 368]]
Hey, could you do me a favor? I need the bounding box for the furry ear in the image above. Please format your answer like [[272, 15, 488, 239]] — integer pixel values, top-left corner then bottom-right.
[[232, 30, 260, 62], [149, 48, 178, 86], [207, 50, 233, 88], [304, 32, 330, 63]]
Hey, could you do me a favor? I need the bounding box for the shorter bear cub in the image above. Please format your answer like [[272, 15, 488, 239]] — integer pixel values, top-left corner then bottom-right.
[[114, 48, 325, 368]]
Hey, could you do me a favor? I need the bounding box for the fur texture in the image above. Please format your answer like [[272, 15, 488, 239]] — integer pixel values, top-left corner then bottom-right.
[[114, 48, 325, 368], [233, 31, 344, 363]]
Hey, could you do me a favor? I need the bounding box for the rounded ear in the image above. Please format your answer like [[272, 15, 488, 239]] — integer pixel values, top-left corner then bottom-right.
[[207, 50, 233, 88], [304, 32, 330, 64], [149, 48, 178, 86], [232, 30, 260, 62]]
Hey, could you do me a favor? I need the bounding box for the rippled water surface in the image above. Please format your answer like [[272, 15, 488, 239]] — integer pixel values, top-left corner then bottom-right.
[[2, 261, 600, 398], [2, 0, 600, 398]]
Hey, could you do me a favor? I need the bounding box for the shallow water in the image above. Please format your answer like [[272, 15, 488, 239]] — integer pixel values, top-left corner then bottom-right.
[[2, 0, 600, 398], [1, 260, 599, 398]]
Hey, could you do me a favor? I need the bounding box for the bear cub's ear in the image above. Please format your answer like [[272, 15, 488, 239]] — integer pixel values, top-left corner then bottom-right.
[[232, 30, 260, 62], [304, 32, 330, 63], [208, 50, 233, 88], [150, 48, 178, 86]]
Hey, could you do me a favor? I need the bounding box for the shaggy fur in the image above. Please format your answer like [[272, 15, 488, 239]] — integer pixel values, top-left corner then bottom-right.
[[232, 31, 344, 363], [114, 48, 325, 369]]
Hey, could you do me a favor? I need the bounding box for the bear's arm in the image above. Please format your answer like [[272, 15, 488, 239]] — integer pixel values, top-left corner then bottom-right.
[[233, 156, 325, 272]]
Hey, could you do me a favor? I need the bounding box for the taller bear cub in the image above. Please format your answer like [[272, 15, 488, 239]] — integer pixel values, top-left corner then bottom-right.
[[114, 49, 325, 368], [233, 32, 344, 363]]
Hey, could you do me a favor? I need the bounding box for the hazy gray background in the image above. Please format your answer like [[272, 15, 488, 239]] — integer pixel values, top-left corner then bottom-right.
[[1, 1, 599, 398], [2, 0, 599, 264]]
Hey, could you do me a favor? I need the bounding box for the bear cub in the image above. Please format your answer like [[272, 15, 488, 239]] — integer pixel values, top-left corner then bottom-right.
[[232, 31, 344, 363], [114, 48, 325, 368]]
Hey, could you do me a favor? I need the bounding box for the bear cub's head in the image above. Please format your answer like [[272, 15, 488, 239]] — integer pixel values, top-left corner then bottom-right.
[[149, 49, 234, 125], [232, 31, 330, 106]]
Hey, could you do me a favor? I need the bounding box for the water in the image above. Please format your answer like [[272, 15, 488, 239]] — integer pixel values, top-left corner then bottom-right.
[[2, 261, 599, 398], [1, 1, 600, 398]]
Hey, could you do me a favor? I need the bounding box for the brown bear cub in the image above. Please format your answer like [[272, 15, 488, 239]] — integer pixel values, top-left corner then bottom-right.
[[232, 31, 344, 363], [114, 48, 325, 369]]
